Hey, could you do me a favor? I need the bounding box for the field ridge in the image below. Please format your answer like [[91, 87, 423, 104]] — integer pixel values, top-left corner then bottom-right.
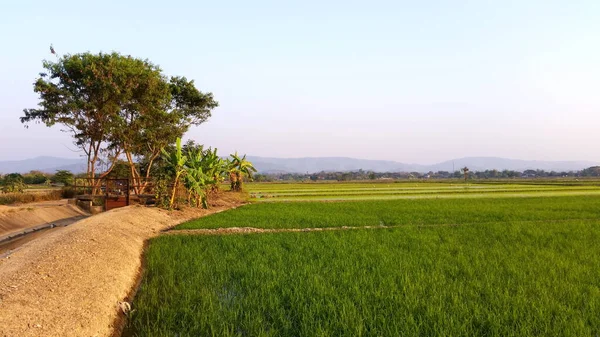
[[168, 217, 600, 236]]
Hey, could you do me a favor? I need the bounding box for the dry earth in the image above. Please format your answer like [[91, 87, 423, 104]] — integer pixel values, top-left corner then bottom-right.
[[0, 193, 245, 337], [0, 200, 88, 238], [167, 222, 466, 238], [168, 225, 398, 235]]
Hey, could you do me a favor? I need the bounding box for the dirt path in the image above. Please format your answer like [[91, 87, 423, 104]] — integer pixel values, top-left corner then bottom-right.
[[165, 223, 464, 236], [166, 218, 600, 236], [167, 225, 403, 236], [0, 193, 244, 337]]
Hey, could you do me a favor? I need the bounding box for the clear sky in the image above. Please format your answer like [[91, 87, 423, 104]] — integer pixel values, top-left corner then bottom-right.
[[1, 0, 599, 164]]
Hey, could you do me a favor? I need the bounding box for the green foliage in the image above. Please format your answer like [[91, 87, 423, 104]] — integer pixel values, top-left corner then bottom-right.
[[130, 213, 600, 336], [22, 50, 218, 190], [22, 170, 49, 185], [106, 160, 131, 178], [228, 152, 257, 192], [161, 138, 187, 209], [1, 173, 26, 193], [159, 139, 230, 209], [153, 174, 171, 209], [22, 52, 147, 181], [183, 144, 211, 208], [52, 170, 74, 186], [581, 166, 600, 177]]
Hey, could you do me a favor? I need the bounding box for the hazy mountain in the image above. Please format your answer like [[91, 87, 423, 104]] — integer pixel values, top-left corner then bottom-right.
[[248, 156, 599, 174], [426, 157, 600, 173], [246, 156, 426, 173], [0, 156, 86, 174], [0, 155, 597, 175]]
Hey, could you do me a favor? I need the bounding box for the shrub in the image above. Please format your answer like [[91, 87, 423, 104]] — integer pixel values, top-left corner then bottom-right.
[[61, 187, 77, 198], [1, 173, 27, 193]]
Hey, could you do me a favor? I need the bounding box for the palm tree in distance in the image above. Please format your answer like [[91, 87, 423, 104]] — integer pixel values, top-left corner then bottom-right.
[[229, 152, 257, 192], [462, 166, 469, 182]]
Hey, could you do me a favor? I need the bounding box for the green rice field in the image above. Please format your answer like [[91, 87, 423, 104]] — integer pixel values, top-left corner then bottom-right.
[[178, 195, 600, 230], [246, 181, 600, 201], [125, 182, 600, 336]]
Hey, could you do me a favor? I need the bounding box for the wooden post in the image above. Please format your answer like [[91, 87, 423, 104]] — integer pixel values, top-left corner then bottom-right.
[[126, 179, 130, 206], [105, 178, 109, 211]]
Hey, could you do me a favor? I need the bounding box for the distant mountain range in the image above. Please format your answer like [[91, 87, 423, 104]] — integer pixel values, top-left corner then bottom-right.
[[247, 156, 600, 174], [0, 156, 598, 175], [0, 156, 86, 174]]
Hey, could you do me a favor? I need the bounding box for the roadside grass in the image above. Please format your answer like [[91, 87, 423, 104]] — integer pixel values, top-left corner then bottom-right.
[[0, 190, 63, 205], [127, 221, 600, 336], [177, 195, 600, 230]]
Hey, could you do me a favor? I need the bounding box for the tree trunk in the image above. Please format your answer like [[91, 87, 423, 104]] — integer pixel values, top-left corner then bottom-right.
[[169, 173, 181, 209]]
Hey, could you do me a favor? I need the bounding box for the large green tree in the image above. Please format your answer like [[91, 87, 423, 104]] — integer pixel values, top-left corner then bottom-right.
[[22, 50, 218, 194], [113, 75, 217, 194]]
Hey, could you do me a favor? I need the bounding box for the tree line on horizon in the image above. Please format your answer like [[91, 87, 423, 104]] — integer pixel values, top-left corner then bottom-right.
[[253, 166, 600, 182]]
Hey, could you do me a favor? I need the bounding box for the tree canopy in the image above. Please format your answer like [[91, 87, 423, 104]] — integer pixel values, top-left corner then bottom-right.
[[22, 51, 218, 191]]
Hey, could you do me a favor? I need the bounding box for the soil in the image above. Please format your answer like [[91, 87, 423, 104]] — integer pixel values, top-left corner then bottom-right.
[[0, 193, 245, 337], [0, 200, 88, 238], [167, 224, 408, 236]]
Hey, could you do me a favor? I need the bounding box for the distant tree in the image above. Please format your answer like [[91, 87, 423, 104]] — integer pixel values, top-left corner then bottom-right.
[[52, 170, 74, 186], [368, 172, 376, 180], [253, 174, 271, 182], [581, 166, 600, 177], [22, 170, 49, 184], [462, 166, 469, 182], [1, 173, 26, 193]]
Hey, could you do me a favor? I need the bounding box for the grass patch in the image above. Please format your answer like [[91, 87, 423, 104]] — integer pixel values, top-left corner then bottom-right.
[[0, 190, 63, 205], [177, 195, 600, 230], [128, 221, 600, 336]]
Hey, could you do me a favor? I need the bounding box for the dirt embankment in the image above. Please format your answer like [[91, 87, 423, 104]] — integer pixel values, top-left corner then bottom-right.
[[0, 200, 88, 238], [0, 193, 245, 337]]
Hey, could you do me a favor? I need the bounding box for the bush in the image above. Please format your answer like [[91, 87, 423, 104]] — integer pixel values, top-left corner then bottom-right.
[[1, 173, 27, 193], [61, 187, 77, 198]]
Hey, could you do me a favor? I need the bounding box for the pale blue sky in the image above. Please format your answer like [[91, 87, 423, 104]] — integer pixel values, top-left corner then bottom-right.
[[1, 0, 599, 164]]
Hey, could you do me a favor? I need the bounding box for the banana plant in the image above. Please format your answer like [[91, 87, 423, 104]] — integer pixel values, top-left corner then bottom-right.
[[183, 145, 215, 208], [161, 138, 187, 209], [202, 148, 228, 193], [228, 152, 257, 192], [184, 166, 210, 208]]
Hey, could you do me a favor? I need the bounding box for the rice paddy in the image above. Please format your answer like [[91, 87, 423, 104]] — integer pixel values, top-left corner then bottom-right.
[[177, 195, 600, 230], [125, 181, 600, 336], [246, 181, 600, 201]]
